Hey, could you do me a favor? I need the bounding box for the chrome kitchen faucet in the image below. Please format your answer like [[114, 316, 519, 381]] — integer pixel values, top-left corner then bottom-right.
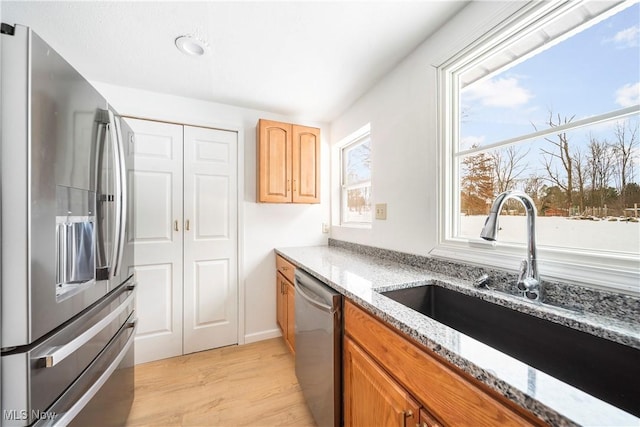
[[480, 190, 541, 300]]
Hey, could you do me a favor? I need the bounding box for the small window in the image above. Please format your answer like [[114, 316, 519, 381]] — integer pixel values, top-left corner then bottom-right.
[[341, 133, 372, 225]]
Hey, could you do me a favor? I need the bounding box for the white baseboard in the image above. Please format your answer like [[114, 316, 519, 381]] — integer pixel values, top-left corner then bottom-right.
[[243, 328, 282, 344]]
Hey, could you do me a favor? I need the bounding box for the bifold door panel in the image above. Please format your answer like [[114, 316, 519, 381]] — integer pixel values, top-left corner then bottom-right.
[[123, 118, 238, 364]]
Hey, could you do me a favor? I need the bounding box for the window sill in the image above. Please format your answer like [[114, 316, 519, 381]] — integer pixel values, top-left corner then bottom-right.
[[430, 240, 640, 296], [336, 223, 372, 230]]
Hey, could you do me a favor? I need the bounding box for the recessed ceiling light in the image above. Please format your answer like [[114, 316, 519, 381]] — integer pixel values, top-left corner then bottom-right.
[[175, 35, 208, 56]]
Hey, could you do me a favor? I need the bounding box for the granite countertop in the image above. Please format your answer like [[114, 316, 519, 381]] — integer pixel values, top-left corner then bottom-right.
[[275, 243, 640, 427]]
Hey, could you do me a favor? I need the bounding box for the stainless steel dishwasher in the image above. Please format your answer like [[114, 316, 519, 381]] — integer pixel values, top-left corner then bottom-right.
[[294, 269, 342, 427]]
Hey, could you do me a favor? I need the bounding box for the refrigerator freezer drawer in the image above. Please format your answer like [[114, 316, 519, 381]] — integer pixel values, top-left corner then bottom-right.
[[1, 280, 135, 427], [40, 316, 136, 427]]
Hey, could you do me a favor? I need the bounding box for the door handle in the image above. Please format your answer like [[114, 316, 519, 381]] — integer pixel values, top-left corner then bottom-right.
[[295, 281, 334, 312], [107, 110, 127, 278], [174, 220, 179, 232], [39, 289, 135, 368], [51, 318, 137, 426], [185, 219, 190, 231]]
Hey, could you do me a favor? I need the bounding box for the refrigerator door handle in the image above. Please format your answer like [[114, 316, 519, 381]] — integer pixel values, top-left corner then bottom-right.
[[107, 110, 127, 278], [114, 113, 128, 277], [93, 114, 109, 278], [38, 289, 135, 368]]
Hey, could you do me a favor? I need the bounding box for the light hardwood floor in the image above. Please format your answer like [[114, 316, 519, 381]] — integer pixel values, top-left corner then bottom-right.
[[126, 338, 316, 427]]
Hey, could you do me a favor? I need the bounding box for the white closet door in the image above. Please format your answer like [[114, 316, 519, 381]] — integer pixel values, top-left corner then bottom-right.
[[182, 126, 238, 354], [123, 118, 184, 364]]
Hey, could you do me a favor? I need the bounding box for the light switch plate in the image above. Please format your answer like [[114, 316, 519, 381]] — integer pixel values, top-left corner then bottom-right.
[[375, 203, 387, 220]]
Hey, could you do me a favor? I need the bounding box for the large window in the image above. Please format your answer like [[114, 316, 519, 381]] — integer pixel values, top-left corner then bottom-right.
[[438, 0, 640, 292], [341, 131, 372, 225]]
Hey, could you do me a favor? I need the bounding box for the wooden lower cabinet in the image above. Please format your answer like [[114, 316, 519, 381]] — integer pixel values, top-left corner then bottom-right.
[[420, 408, 444, 427], [276, 272, 295, 353], [285, 280, 295, 350], [344, 336, 421, 427], [344, 299, 545, 427], [276, 272, 287, 332], [276, 255, 296, 353]]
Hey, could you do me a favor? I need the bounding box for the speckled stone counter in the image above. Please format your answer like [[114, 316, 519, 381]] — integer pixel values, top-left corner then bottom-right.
[[275, 243, 640, 427]]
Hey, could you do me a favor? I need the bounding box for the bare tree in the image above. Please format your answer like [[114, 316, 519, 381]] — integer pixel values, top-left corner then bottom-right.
[[537, 112, 576, 213], [611, 119, 639, 209], [572, 146, 588, 213], [587, 136, 614, 209], [523, 174, 546, 213], [491, 145, 530, 193]]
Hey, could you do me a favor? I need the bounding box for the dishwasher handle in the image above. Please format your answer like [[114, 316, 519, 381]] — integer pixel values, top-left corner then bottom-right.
[[296, 281, 334, 313]]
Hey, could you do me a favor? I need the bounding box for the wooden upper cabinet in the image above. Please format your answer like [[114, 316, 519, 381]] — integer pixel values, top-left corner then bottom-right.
[[257, 119, 320, 204], [258, 119, 292, 203], [292, 125, 320, 203]]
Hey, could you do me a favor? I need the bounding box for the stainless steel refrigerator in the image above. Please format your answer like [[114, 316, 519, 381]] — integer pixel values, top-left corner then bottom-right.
[[1, 23, 136, 426]]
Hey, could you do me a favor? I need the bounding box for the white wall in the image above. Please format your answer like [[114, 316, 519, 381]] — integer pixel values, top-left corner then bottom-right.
[[94, 82, 330, 343], [330, 2, 522, 256]]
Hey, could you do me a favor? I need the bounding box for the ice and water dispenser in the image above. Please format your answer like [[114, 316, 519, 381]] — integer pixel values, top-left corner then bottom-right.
[[55, 185, 96, 297]]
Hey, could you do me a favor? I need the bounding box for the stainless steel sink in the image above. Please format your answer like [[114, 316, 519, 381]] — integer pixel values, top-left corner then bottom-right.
[[381, 284, 640, 416]]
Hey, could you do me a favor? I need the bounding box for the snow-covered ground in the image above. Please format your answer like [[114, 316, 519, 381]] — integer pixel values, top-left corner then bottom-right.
[[459, 215, 640, 254]]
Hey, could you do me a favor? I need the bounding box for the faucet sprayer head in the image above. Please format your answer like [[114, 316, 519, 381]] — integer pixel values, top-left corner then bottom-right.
[[480, 191, 512, 241], [480, 214, 499, 241]]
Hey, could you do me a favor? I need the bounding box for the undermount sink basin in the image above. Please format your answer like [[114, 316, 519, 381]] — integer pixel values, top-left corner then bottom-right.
[[381, 285, 640, 417]]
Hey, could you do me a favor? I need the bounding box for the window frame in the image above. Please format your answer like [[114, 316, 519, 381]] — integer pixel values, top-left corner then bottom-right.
[[338, 126, 372, 227], [433, 0, 640, 294]]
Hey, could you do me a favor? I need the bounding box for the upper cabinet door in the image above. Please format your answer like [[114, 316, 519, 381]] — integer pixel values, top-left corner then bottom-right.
[[257, 119, 292, 203], [292, 125, 320, 204], [257, 119, 321, 204]]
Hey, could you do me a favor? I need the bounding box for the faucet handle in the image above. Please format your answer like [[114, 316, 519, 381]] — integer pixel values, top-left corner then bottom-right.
[[517, 259, 528, 290], [473, 274, 490, 288]]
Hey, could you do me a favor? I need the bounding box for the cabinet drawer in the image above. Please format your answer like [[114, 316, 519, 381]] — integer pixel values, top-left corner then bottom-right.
[[276, 255, 295, 283], [344, 300, 544, 427]]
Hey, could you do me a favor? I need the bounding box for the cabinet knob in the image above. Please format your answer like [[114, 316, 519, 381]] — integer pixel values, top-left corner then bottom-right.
[[185, 219, 190, 231], [401, 410, 413, 427], [174, 220, 179, 231]]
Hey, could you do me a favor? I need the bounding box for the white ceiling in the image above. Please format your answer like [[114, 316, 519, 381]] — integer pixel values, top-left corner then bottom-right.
[[2, 1, 468, 122]]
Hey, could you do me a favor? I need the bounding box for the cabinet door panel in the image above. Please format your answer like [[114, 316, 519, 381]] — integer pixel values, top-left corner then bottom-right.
[[292, 125, 320, 203], [286, 281, 295, 352], [258, 119, 291, 202], [344, 337, 420, 427], [276, 272, 287, 333]]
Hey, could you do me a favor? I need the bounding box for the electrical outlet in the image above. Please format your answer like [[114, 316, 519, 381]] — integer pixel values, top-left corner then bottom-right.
[[375, 203, 387, 220], [322, 223, 330, 233]]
